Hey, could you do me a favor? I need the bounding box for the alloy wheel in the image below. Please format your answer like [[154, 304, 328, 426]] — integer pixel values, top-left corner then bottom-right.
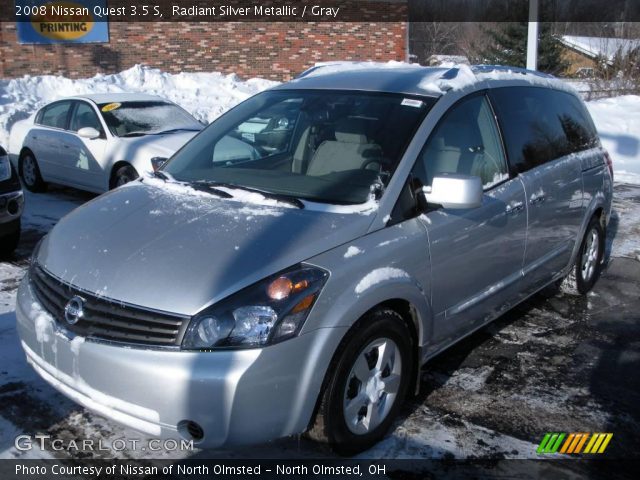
[[581, 228, 600, 282], [343, 337, 402, 435], [22, 156, 36, 186]]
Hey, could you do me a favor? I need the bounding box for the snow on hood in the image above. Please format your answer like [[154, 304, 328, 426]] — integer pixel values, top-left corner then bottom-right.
[[37, 182, 374, 316], [115, 130, 199, 165]]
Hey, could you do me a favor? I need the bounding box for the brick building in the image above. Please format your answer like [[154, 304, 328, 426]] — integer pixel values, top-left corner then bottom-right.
[[0, 22, 408, 80]]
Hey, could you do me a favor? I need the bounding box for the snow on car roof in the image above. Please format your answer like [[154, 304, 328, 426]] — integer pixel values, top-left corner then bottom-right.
[[70, 92, 167, 104], [279, 61, 577, 97]]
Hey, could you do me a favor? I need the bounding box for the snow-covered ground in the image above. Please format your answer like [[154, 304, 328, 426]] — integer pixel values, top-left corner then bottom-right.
[[587, 95, 640, 184]]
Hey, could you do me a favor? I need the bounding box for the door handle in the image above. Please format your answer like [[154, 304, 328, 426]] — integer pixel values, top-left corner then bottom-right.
[[530, 192, 546, 205], [506, 201, 524, 215]]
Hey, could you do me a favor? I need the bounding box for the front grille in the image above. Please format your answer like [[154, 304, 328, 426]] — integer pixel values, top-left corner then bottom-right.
[[30, 263, 189, 347]]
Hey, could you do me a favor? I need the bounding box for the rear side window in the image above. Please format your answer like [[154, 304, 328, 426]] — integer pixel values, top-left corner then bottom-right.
[[38, 101, 72, 129], [557, 92, 599, 153], [490, 87, 599, 174]]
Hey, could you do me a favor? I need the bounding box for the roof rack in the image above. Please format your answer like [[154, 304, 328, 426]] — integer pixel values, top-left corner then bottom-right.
[[295, 62, 363, 79], [471, 65, 555, 79]]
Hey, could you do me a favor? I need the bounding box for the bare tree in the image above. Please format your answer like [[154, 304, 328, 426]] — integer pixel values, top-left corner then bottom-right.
[[409, 22, 461, 63]]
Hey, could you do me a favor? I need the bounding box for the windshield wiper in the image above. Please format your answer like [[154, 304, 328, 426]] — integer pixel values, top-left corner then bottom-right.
[[195, 181, 304, 209], [121, 128, 200, 138], [189, 181, 233, 199], [149, 173, 231, 199], [121, 131, 149, 137], [153, 128, 202, 135], [151, 171, 171, 181]]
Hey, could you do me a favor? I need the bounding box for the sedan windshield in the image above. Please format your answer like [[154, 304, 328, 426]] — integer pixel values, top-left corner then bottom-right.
[[98, 101, 202, 137], [163, 90, 434, 205]]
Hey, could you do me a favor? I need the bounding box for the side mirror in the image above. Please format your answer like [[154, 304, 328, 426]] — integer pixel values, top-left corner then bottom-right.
[[420, 174, 483, 209], [77, 127, 101, 139]]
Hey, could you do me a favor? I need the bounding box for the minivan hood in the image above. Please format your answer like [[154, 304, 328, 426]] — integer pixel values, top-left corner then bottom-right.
[[37, 182, 375, 316]]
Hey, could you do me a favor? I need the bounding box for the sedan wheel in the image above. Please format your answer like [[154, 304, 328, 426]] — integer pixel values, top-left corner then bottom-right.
[[19, 153, 47, 192]]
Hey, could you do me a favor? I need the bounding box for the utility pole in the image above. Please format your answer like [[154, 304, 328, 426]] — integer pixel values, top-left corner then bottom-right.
[[526, 0, 539, 70]]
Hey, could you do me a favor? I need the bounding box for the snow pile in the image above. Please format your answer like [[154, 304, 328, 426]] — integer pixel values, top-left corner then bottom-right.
[[587, 95, 640, 185], [0, 64, 277, 147]]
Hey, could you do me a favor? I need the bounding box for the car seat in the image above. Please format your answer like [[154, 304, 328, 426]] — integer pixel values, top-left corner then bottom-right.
[[306, 118, 383, 176]]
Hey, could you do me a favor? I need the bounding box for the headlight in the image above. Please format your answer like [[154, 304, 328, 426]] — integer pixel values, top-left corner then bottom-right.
[[31, 236, 45, 264], [150, 157, 168, 171], [182, 265, 328, 350], [0, 151, 11, 182]]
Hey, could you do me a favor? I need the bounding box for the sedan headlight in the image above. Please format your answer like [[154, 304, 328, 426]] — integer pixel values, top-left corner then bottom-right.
[[150, 157, 168, 171], [182, 265, 328, 350]]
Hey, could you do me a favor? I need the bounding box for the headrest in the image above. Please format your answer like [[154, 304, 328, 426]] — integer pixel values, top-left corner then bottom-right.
[[335, 118, 369, 144]]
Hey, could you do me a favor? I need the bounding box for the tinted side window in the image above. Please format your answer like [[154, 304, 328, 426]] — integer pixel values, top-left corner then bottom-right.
[[413, 94, 509, 189], [555, 91, 599, 153], [491, 87, 583, 173], [39, 102, 72, 129], [70, 102, 103, 133]]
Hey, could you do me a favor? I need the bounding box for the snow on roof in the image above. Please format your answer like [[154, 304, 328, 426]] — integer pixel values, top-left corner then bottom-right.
[[561, 36, 640, 64], [427, 55, 470, 66], [71, 92, 165, 103], [288, 61, 576, 97]]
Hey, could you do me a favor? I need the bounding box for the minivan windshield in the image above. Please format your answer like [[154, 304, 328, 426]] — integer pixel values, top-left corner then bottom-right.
[[98, 101, 202, 137], [163, 90, 434, 205]]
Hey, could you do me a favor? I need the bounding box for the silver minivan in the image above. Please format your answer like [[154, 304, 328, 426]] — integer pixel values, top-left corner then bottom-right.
[[16, 65, 613, 454]]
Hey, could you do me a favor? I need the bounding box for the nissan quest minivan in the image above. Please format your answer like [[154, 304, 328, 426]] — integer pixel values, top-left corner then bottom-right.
[[16, 64, 613, 454]]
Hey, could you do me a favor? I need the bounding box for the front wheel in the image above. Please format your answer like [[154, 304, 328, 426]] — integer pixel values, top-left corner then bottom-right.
[[307, 309, 413, 455], [110, 165, 139, 189], [562, 216, 605, 295]]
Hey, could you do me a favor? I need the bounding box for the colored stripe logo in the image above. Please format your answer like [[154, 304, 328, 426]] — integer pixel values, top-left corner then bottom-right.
[[537, 433, 613, 454]]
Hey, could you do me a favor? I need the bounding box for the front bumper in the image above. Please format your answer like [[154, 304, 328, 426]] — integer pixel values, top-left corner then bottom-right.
[[16, 273, 347, 447]]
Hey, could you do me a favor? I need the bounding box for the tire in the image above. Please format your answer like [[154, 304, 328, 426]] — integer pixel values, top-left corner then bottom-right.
[[19, 152, 47, 192], [0, 218, 20, 257], [307, 308, 414, 455], [110, 165, 139, 189], [561, 216, 605, 295]]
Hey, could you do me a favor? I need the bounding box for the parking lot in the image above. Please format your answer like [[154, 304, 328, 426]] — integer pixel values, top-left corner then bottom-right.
[[0, 183, 638, 464]]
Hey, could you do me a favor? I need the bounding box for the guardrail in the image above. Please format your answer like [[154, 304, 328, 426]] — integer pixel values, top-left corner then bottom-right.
[[577, 88, 639, 101], [563, 79, 639, 101]]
